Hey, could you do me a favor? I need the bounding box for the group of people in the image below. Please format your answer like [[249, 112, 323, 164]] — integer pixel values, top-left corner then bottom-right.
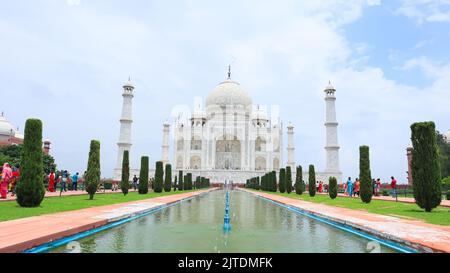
[[47, 170, 82, 193], [344, 176, 397, 198], [316, 181, 328, 193], [0, 163, 20, 199]]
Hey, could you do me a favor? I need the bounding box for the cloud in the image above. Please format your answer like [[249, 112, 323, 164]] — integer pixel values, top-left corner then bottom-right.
[[396, 0, 450, 23], [0, 1, 448, 183]]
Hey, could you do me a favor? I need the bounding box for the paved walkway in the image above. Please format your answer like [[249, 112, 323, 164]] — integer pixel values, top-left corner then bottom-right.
[[0, 189, 215, 253], [315, 192, 450, 207], [242, 189, 450, 253], [0, 189, 124, 202]]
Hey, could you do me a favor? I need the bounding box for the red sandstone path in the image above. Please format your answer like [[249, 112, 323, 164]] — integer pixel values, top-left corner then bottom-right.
[[316, 192, 450, 207], [241, 189, 450, 253], [0, 189, 123, 202], [0, 189, 215, 253]]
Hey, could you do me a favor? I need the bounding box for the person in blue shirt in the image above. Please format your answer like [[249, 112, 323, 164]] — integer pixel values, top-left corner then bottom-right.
[[346, 177, 353, 198], [72, 172, 79, 191]]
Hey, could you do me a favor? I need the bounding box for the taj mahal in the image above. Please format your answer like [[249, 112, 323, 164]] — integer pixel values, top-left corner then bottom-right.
[[113, 68, 342, 184]]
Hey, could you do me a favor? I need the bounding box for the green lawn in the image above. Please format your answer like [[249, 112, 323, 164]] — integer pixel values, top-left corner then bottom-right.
[[0, 190, 197, 222], [257, 191, 450, 226]]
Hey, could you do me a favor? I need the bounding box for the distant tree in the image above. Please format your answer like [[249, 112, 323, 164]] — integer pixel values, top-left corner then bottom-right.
[[256, 176, 260, 190], [359, 146, 373, 203], [0, 144, 57, 174], [83, 140, 101, 200], [138, 156, 149, 194], [329, 176, 338, 199], [120, 150, 130, 196], [179, 170, 184, 191], [186, 173, 193, 190], [154, 161, 164, 193], [286, 166, 292, 194], [411, 122, 442, 212], [279, 168, 286, 193], [164, 164, 172, 192], [295, 166, 304, 195], [308, 165, 316, 197], [16, 119, 46, 207], [272, 171, 277, 192]]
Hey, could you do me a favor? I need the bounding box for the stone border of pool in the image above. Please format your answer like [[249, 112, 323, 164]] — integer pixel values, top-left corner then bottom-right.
[[240, 189, 450, 253], [0, 189, 217, 253]]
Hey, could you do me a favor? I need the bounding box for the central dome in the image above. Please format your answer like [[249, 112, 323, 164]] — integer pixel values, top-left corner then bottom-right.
[[206, 79, 252, 108], [0, 115, 15, 136]]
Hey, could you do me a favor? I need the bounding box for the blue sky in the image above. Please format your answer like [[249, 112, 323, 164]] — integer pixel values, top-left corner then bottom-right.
[[1, 0, 449, 182]]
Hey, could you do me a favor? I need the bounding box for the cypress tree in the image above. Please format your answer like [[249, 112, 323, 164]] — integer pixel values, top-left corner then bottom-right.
[[174, 176, 178, 192], [295, 165, 304, 195], [164, 163, 172, 192], [256, 176, 260, 190], [308, 165, 316, 197], [411, 122, 442, 212], [279, 168, 286, 193], [286, 166, 292, 194], [138, 156, 149, 194], [120, 150, 130, 196], [187, 173, 193, 190], [272, 171, 277, 192], [154, 161, 164, 193], [359, 146, 373, 203], [179, 170, 184, 191], [16, 119, 46, 207], [82, 140, 101, 200], [329, 176, 338, 199]]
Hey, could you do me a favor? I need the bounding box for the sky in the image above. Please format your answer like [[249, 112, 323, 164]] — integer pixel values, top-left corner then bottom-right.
[[1, 0, 449, 182]]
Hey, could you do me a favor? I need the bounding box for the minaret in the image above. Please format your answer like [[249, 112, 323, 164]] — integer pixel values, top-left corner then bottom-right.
[[115, 78, 134, 179], [162, 121, 170, 166], [324, 81, 341, 174], [287, 122, 295, 170]]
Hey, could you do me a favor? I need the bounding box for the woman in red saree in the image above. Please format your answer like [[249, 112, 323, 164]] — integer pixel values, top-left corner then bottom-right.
[[1, 163, 12, 199], [48, 171, 56, 192]]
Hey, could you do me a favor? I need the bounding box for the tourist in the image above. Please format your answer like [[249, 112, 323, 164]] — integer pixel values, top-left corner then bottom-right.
[[132, 175, 139, 191], [48, 170, 56, 192], [390, 176, 397, 198], [354, 178, 360, 197], [1, 163, 12, 199], [10, 165, 20, 197], [60, 170, 68, 193], [72, 172, 79, 191], [375, 178, 381, 196], [346, 177, 353, 197], [318, 181, 323, 193]]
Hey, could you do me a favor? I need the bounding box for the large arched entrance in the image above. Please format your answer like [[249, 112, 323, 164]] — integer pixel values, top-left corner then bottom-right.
[[215, 137, 241, 170]]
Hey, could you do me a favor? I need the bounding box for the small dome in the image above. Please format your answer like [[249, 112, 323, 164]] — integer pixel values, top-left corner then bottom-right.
[[325, 82, 335, 91], [206, 80, 252, 108], [123, 78, 134, 89], [0, 115, 15, 136], [444, 129, 450, 144]]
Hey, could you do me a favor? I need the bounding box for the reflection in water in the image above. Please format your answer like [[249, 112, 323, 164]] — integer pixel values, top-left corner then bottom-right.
[[49, 190, 396, 253]]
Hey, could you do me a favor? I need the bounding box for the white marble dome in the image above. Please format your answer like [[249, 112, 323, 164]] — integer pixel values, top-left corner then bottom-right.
[[206, 80, 252, 108], [0, 115, 15, 136]]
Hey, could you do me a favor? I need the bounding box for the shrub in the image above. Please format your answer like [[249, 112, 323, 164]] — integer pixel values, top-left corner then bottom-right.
[[411, 122, 442, 212], [271, 171, 277, 192], [329, 176, 338, 199], [154, 161, 164, 193], [359, 146, 373, 203], [286, 166, 292, 194], [120, 150, 130, 196], [441, 176, 450, 192], [16, 119, 46, 207], [83, 140, 101, 200], [279, 168, 286, 193], [179, 170, 184, 191], [164, 163, 172, 192], [138, 156, 149, 194], [295, 166, 304, 195], [308, 165, 316, 197], [174, 176, 178, 192]]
